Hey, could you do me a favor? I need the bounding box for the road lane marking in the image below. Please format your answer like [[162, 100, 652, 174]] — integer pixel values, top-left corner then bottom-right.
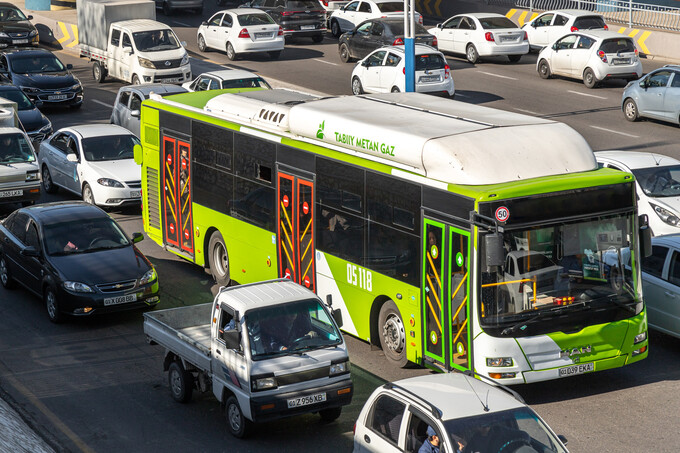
[[478, 71, 517, 80], [92, 99, 113, 109], [173, 21, 191, 27], [313, 58, 338, 66], [590, 125, 639, 138], [567, 90, 608, 100], [514, 108, 537, 115]]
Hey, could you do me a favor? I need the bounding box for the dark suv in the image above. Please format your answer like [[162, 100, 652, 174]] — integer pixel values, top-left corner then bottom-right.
[[247, 0, 326, 42], [0, 3, 39, 48]]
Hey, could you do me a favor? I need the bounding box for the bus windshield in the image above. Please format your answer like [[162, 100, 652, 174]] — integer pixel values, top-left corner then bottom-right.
[[480, 213, 641, 337]]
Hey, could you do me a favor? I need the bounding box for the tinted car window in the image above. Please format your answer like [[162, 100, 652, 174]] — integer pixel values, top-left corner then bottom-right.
[[0, 87, 34, 110], [534, 13, 553, 27], [376, 2, 403, 12], [133, 29, 181, 52], [208, 13, 222, 26], [672, 72, 680, 88], [25, 223, 40, 250], [642, 245, 668, 278], [647, 70, 672, 88], [0, 6, 29, 21], [576, 36, 595, 49], [383, 21, 428, 35], [366, 51, 385, 66], [287, 0, 319, 8], [553, 14, 568, 26], [43, 216, 129, 256], [573, 16, 606, 29], [129, 93, 143, 110], [237, 13, 274, 25], [415, 53, 446, 70], [369, 395, 405, 445], [11, 54, 66, 73], [444, 17, 462, 29], [371, 21, 384, 36], [81, 135, 139, 161], [6, 212, 28, 243], [478, 17, 518, 29], [385, 53, 401, 66], [221, 77, 271, 89], [669, 251, 680, 286], [599, 38, 635, 53], [358, 2, 371, 12], [555, 35, 578, 50], [345, 1, 358, 12], [118, 90, 131, 107]]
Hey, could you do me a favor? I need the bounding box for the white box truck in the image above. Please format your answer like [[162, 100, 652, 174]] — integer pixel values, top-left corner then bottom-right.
[[78, 0, 192, 85]]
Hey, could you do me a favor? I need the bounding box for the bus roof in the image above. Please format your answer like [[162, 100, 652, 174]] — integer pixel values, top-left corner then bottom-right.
[[177, 91, 596, 186]]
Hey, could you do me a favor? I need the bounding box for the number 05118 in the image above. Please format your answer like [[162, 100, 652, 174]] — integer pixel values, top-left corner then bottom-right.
[[347, 264, 372, 291]]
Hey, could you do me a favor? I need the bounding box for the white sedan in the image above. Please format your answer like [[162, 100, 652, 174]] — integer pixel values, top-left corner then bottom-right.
[[197, 8, 284, 60], [537, 30, 642, 88], [350, 45, 454, 96], [182, 69, 271, 92], [429, 13, 529, 64], [38, 125, 142, 208], [329, 0, 422, 37], [522, 9, 607, 51]]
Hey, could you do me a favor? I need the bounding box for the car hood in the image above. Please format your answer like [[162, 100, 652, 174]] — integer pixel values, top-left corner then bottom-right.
[[50, 245, 151, 284], [0, 21, 36, 33], [17, 107, 44, 132], [140, 48, 186, 61], [85, 159, 141, 182], [12, 72, 76, 89]]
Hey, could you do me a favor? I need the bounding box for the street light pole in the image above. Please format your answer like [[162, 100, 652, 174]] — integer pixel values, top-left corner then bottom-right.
[[404, 0, 415, 92]]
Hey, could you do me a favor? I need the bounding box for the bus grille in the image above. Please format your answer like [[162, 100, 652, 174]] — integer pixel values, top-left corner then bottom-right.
[[146, 167, 161, 230]]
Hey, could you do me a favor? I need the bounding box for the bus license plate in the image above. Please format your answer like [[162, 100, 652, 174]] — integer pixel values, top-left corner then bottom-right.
[[287, 392, 326, 408], [559, 362, 594, 377], [0, 189, 23, 198], [104, 294, 137, 306], [130, 190, 142, 198], [48, 94, 68, 100]]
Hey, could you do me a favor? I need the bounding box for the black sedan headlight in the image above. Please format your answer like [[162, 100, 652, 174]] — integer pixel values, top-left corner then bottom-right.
[[64, 281, 95, 293], [139, 268, 157, 285], [20, 86, 40, 94], [70, 82, 82, 91]]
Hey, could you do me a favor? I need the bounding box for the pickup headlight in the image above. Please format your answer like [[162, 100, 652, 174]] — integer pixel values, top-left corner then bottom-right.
[[97, 178, 124, 188], [330, 360, 349, 375], [181, 53, 189, 66], [139, 268, 157, 285], [64, 281, 94, 293], [487, 357, 513, 367], [138, 56, 155, 69], [634, 331, 647, 344], [650, 203, 679, 226], [25, 170, 39, 181], [252, 376, 277, 391]]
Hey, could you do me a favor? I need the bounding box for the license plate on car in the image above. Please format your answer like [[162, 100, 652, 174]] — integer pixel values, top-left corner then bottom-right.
[[48, 94, 68, 100], [300, 25, 315, 30], [13, 39, 28, 44], [613, 58, 630, 65], [287, 392, 326, 408], [255, 32, 272, 38], [130, 190, 142, 198], [420, 75, 440, 82], [0, 190, 23, 198], [500, 36, 514, 41], [103, 294, 138, 306], [162, 78, 180, 83], [559, 362, 594, 377]]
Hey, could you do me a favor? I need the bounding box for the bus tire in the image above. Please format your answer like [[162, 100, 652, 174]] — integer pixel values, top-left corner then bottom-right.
[[168, 361, 193, 403], [226, 396, 252, 438], [208, 231, 230, 287], [378, 300, 408, 368]]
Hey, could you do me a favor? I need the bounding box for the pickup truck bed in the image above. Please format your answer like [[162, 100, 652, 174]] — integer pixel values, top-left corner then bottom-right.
[[144, 303, 213, 373]]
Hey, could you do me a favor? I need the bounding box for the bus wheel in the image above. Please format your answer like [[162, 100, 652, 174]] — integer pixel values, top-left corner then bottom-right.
[[208, 231, 230, 287], [378, 300, 408, 367]]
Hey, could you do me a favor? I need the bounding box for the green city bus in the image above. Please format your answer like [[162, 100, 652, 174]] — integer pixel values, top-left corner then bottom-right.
[[135, 89, 648, 383]]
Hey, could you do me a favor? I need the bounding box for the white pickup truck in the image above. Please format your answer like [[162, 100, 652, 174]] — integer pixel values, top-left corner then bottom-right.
[[78, 0, 192, 85], [143, 279, 353, 438], [0, 105, 41, 206]]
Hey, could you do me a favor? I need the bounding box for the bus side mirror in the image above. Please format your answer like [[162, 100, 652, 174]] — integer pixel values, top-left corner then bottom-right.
[[332, 308, 343, 328], [485, 233, 504, 268], [639, 215, 652, 257], [133, 144, 143, 165]]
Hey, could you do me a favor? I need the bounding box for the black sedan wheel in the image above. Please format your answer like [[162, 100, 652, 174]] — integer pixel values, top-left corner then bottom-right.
[[45, 286, 63, 323], [0, 256, 16, 289], [339, 43, 352, 63]]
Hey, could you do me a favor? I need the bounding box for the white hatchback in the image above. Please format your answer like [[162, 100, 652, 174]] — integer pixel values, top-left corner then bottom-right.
[[429, 13, 529, 64], [329, 0, 422, 37], [354, 372, 569, 453], [537, 30, 642, 88], [350, 45, 454, 96], [522, 9, 607, 51], [197, 8, 284, 60], [38, 125, 142, 208]]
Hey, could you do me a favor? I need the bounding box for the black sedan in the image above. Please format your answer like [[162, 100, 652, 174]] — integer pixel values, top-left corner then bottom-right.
[[247, 0, 326, 42], [0, 202, 160, 323], [0, 2, 39, 48], [338, 18, 436, 63], [0, 82, 52, 141], [0, 48, 83, 109]]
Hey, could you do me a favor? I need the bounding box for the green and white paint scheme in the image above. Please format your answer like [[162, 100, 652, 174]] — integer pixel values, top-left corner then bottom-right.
[[135, 89, 648, 384]]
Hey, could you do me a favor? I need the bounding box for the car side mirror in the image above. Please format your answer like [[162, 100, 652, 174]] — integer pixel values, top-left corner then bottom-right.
[[361, 60, 369, 67], [66, 153, 78, 162], [552, 43, 558, 51], [123, 47, 132, 55], [66, 63, 73, 69], [532, 22, 537, 28], [201, 21, 207, 26], [28, 15, 33, 20], [21, 246, 40, 257], [558, 434, 568, 446], [639, 215, 652, 258], [485, 233, 505, 269], [222, 329, 241, 349], [132, 232, 144, 243], [436, 23, 442, 29], [130, 109, 140, 118]]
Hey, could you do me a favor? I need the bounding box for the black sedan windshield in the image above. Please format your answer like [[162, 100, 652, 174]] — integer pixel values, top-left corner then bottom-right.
[[0, 88, 34, 110], [11, 55, 66, 74], [44, 217, 129, 255], [81, 135, 140, 161], [0, 6, 28, 21]]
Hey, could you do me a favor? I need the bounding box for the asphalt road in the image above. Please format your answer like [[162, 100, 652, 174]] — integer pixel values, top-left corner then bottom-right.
[[0, 17, 680, 452]]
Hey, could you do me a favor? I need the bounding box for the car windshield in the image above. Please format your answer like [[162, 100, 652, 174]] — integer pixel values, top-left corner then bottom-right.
[[632, 164, 680, 197], [415, 53, 446, 70], [221, 77, 271, 89], [443, 407, 568, 453], [377, 2, 405, 12], [0, 132, 35, 164], [0, 6, 28, 21], [237, 13, 275, 26], [80, 134, 140, 162], [573, 16, 606, 29], [480, 213, 642, 337], [385, 22, 429, 35], [44, 216, 130, 256], [245, 299, 342, 359], [479, 17, 518, 29], [599, 38, 635, 53], [133, 29, 181, 52], [0, 89, 33, 110], [11, 55, 66, 74]]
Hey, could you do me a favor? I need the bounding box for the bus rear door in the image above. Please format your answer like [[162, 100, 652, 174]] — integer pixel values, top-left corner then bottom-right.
[[161, 135, 195, 260]]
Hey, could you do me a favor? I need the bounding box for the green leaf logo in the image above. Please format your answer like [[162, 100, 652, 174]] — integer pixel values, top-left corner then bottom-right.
[[316, 121, 325, 140]]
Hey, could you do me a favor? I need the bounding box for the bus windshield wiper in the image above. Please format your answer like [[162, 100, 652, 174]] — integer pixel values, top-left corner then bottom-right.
[[501, 302, 589, 336]]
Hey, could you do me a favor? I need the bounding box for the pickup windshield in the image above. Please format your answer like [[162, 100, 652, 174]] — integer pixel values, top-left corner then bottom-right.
[[245, 298, 342, 359], [133, 29, 181, 52], [0, 133, 35, 164]]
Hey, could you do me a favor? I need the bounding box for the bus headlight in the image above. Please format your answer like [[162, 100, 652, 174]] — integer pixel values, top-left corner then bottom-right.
[[252, 376, 277, 391], [330, 360, 350, 375], [487, 357, 513, 367], [650, 203, 679, 226], [634, 331, 647, 344]]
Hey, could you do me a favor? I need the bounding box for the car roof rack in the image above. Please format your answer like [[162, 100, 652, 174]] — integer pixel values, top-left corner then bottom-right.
[[383, 382, 443, 420], [459, 369, 525, 404]]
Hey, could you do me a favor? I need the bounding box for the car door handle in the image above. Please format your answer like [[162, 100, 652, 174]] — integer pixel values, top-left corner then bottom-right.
[[665, 291, 676, 298], [216, 349, 221, 355], [364, 434, 371, 443]]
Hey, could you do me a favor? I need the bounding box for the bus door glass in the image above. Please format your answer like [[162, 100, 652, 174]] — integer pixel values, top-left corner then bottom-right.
[[161, 135, 194, 258], [422, 219, 470, 371], [277, 170, 316, 292]]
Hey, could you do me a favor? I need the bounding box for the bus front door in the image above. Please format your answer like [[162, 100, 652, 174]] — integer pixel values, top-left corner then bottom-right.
[[422, 219, 470, 371], [277, 171, 316, 292], [161, 135, 194, 259]]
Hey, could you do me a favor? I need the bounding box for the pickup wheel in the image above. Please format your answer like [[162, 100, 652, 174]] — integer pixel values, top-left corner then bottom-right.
[[378, 300, 408, 367], [132, 74, 141, 85], [92, 61, 106, 83], [226, 396, 252, 438], [168, 362, 193, 403], [208, 231, 230, 287], [319, 407, 342, 423]]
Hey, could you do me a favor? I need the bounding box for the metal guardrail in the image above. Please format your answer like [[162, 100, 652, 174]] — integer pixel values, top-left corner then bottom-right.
[[487, 0, 680, 31]]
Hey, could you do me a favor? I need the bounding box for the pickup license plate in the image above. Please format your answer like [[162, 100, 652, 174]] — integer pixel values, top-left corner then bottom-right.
[[13, 39, 29, 44], [420, 75, 440, 83], [162, 78, 181, 83], [613, 58, 630, 65], [48, 94, 68, 100], [300, 25, 315, 30], [559, 362, 594, 377], [103, 294, 138, 306], [130, 190, 142, 198], [255, 32, 272, 38], [287, 392, 326, 408], [0, 189, 23, 198]]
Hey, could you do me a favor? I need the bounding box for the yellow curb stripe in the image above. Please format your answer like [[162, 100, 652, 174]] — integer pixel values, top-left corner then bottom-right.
[[57, 21, 70, 44], [617, 27, 627, 34], [518, 11, 528, 27], [638, 30, 651, 54], [506, 8, 517, 19], [66, 24, 79, 47], [628, 29, 639, 37], [530, 12, 539, 21], [434, 0, 441, 16]]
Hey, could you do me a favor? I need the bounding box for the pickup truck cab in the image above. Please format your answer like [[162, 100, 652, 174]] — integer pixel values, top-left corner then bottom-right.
[[85, 19, 192, 85], [144, 279, 353, 438], [0, 108, 40, 206]]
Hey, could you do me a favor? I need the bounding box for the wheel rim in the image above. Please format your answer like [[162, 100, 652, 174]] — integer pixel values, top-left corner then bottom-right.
[[540, 63, 547, 76], [198, 36, 205, 51], [340, 45, 347, 60], [228, 404, 241, 432], [382, 313, 405, 354], [467, 46, 475, 62], [625, 101, 636, 119], [46, 290, 56, 319], [332, 22, 338, 35], [93, 65, 100, 80], [585, 71, 593, 85], [43, 167, 52, 191], [227, 44, 234, 59], [213, 242, 228, 279], [170, 368, 182, 397], [133, 76, 140, 85], [352, 78, 360, 94], [83, 186, 94, 204], [0, 258, 8, 286]]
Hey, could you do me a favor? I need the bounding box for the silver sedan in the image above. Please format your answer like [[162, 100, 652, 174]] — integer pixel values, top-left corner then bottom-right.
[[622, 64, 680, 126]]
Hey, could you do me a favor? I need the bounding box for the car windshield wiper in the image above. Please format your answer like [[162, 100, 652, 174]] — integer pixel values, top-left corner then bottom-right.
[[500, 301, 589, 336], [290, 341, 341, 354]]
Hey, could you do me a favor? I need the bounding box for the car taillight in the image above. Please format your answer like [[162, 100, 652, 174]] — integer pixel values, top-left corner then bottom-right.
[[238, 28, 250, 38], [281, 10, 298, 16], [418, 14, 423, 24], [523, 31, 528, 41], [322, 0, 328, 5], [444, 64, 450, 79], [604, 24, 609, 30], [634, 48, 639, 58], [393, 37, 404, 45], [597, 49, 607, 62], [278, 26, 283, 36], [485, 32, 494, 42], [403, 67, 405, 74], [432, 36, 437, 47], [571, 26, 578, 32], [353, 423, 356, 434]]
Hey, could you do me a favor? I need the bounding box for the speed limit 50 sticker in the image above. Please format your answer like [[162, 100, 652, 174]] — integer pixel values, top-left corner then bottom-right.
[[495, 206, 510, 223]]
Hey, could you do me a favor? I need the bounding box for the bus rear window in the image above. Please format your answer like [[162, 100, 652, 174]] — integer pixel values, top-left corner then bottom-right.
[[415, 54, 446, 71], [599, 38, 635, 54]]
